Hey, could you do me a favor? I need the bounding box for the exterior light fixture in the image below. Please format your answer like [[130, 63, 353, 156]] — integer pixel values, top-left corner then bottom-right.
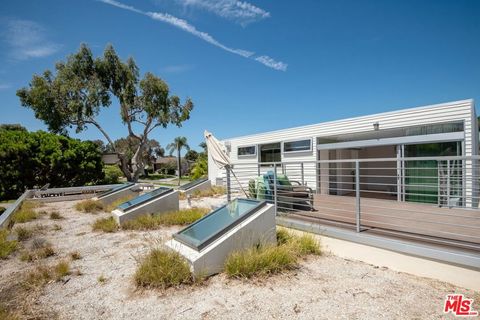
[[373, 122, 380, 131]]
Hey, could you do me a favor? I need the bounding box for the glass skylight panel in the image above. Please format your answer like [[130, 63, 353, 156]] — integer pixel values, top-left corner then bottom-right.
[[173, 198, 266, 251], [117, 187, 172, 211]]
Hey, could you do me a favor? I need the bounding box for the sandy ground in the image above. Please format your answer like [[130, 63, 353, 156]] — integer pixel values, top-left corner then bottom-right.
[[0, 196, 478, 320]]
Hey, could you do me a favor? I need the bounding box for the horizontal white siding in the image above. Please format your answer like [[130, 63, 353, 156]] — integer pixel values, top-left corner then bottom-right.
[[209, 99, 477, 190]]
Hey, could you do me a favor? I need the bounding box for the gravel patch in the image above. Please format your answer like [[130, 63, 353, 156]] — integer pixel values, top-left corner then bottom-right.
[[0, 197, 476, 319]]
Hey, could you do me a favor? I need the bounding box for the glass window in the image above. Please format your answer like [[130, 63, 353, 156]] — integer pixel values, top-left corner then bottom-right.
[[238, 146, 256, 157], [317, 121, 464, 145], [260, 143, 281, 163], [283, 139, 311, 153]]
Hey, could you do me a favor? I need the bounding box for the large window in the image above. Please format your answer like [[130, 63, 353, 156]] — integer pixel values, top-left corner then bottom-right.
[[260, 143, 281, 163], [283, 139, 312, 153], [318, 121, 464, 145], [238, 146, 256, 157]]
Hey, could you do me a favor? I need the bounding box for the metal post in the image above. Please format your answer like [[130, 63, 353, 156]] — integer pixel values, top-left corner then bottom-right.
[[273, 163, 278, 215], [226, 166, 231, 202], [355, 160, 361, 233], [257, 164, 260, 177], [447, 160, 450, 207], [301, 163, 305, 185]]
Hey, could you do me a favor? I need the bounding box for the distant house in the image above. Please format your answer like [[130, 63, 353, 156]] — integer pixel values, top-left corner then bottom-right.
[[154, 156, 192, 175], [102, 153, 121, 165]]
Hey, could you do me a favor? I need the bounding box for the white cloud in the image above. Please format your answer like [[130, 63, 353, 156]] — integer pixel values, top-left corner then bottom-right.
[[147, 11, 254, 57], [255, 55, 287, 71], [3, 19, 61, 60], [0, 83, 11, 90], [100, 0, 287, 71], [173, 0, 270, 25]]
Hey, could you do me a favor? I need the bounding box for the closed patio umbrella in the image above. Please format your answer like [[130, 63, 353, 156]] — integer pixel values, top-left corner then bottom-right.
[[204, 130, 248, 198]]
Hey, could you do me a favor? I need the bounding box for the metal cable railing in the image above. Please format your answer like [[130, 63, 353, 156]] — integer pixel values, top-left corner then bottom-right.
[[221, 156, 480, 248]]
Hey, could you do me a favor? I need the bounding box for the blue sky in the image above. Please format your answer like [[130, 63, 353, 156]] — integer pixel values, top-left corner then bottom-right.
[[1, 0, 479, 152]]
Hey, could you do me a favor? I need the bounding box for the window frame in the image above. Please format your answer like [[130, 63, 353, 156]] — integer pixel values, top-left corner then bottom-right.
[[282, 138, 313, 154], [237, 145, 257, 158]]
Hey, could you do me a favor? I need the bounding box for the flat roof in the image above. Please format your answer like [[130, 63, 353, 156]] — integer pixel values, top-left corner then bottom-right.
[[223, 99, 474, 141]]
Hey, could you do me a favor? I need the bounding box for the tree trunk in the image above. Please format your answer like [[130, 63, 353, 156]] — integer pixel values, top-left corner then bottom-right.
[[177, 147, 181, 186], [132, 141, 146, 182]]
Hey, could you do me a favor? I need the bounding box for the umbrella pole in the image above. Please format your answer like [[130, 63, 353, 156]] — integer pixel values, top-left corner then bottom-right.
[[227, 165, 249, 198]]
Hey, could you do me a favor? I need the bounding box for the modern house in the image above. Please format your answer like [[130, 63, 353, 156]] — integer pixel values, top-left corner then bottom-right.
[[209, 99, 478, 205], [207, 99, 480, 268]]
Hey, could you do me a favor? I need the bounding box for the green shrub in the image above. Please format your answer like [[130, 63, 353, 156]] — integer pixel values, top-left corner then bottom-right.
[[0, 229, 17, 259], [0, 128, 104, 201], [134, 249, 192, 289], [121, 208, 209, 230], [75, 199, 104, 213], [92, 217, 118, 233], [102, 165, 123, 184]]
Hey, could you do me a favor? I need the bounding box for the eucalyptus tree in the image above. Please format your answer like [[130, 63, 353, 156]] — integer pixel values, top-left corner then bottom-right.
[[166, 136, 190, 183], [17, 44, 193, 181]]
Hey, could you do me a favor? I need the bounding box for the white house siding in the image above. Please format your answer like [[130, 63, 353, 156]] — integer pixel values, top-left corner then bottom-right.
[[209, 99, 477, 200]]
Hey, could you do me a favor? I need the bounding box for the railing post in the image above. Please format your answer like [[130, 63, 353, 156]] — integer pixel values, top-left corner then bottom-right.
[[226, 165, 231, 202], [273, 163, 278, 215], [355, 160, 361, 232], [301, 163, 305, 185], [447, 160, 450, 207]]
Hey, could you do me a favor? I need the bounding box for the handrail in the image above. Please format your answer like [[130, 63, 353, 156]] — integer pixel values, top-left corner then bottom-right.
[[0, 190, 34, 228]]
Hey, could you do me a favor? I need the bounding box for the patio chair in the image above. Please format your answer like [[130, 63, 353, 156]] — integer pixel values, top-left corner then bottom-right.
[[254, 171, 314, 211]]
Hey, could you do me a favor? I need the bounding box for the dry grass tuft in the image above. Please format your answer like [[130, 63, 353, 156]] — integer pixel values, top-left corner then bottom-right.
[[70, 251, 82, 260], [121, 208, 209, 230], [24, 260, 71, 288], [0, 229, 17, 259], [104, 195, 137, 212], [190, 186, 226, 199], [52, 224, 62, 231], [11, 201, 41, 224], [54, 260, 71, 278], [92, 217, 118, 233], [20, 238, 56, 262], [49, 211, 63, 220], [134, 249, 193, 289], [14, 226, 33, 241], [224, 230, 321, 279], [75, 199, 104, 213], [97, 275, 107, 284]]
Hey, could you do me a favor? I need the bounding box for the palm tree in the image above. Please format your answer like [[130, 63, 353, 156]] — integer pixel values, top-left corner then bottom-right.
[[166, 136, 190, 185]]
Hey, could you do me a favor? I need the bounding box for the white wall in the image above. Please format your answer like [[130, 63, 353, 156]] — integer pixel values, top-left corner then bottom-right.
[[210, 99, 477, 196]]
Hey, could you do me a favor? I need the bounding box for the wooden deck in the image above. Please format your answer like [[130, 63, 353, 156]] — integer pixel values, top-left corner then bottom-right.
[[293, 194, 480, 247]]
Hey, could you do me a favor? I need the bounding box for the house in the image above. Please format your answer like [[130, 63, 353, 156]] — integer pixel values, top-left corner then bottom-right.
[[101, 153, 121, 165], [154, 156, 191, 175], [209, 99, 478, 205]]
